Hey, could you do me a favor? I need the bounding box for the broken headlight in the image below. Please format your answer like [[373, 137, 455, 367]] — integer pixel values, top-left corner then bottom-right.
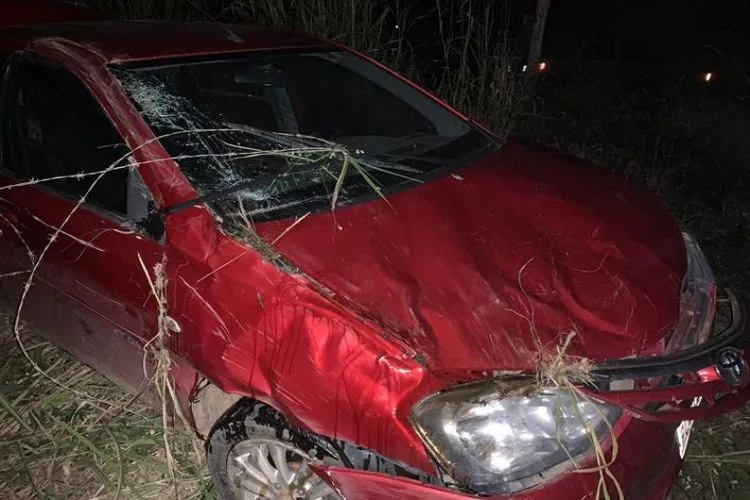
[[666, 233, 717, 353], [411, 382, 620, 495]]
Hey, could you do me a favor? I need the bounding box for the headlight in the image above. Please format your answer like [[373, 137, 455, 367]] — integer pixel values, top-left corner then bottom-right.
[[667, 233, 717, 353], [411, 382, 621, 495]]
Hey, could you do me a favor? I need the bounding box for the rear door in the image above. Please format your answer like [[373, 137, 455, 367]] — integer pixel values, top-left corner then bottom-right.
[[0, 53, 163, 392]]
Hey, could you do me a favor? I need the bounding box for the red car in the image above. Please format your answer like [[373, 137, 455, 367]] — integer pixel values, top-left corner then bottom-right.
[[1, 11, 749, 500]]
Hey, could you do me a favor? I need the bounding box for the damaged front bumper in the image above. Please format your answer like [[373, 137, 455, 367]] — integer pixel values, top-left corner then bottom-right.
[[324, 290, 750, 500], [324, 410, 684, 500], [588, 288, 750, 422]]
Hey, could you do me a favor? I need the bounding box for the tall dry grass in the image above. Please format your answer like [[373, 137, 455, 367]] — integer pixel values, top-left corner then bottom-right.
[[0, 315, 213, 499], [429, 0, 524, 135], [92, 0, 526, 137]]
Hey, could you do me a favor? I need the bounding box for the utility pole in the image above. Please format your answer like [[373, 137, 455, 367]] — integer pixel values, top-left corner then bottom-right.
[[527, 0, 551, 69]]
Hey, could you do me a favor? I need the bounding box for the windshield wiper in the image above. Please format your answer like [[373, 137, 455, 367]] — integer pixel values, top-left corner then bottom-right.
[[377, 153, 447, 165], [162, 179, 258, 216]]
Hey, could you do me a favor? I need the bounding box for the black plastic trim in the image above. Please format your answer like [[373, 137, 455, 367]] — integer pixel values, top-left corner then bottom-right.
[[591, 289, 749, 381]]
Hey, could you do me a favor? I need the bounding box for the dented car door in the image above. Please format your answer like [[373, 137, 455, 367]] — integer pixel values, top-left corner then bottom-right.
[[0, 53, 163, 392]]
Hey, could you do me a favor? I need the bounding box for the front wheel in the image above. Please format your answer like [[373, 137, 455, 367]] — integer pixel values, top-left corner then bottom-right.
[[206, 400, 342, 500]]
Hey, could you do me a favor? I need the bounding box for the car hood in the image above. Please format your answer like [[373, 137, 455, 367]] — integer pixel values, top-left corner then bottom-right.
[[255, 141, 686, 373]]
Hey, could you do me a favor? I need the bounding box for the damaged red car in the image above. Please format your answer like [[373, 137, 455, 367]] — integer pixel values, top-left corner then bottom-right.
[[1, 17, 749, 500]]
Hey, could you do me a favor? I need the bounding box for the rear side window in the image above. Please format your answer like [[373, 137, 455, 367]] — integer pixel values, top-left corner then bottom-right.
[[2, 57, 129, 214]]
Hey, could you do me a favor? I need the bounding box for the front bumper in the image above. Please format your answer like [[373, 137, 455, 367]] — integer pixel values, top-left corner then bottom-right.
[[588, 288, 750, 422], [324, 290, 750, 499], [325, 412, 682, 499]]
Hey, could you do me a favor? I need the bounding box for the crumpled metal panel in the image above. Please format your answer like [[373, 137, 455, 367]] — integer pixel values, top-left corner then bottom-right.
[[256, 142, 686, 374], [18, 36, 704, 490], [157, 140, 689, 474], [21, 35, 443, 472], [164, 207, 442, 471]]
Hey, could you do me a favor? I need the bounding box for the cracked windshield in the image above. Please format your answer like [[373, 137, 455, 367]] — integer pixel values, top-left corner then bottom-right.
[[113, 51, 492, 221]]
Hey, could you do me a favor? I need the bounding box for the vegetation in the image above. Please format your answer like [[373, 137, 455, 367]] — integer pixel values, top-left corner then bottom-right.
[[0, 317, 213, 499]]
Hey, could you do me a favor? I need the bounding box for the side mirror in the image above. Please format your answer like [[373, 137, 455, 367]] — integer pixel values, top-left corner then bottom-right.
[[127, 166, 164, 241], [137, 201, 165, 242]]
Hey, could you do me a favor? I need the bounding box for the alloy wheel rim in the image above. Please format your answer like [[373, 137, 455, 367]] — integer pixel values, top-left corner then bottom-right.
[[226, 438, 339, 500]]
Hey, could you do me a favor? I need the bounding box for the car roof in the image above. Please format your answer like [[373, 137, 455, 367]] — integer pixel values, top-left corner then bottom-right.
[[0, 21, 333, 64]]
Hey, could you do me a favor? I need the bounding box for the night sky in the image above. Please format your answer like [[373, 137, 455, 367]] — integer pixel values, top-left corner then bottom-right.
[[544, 0, 749, 65]]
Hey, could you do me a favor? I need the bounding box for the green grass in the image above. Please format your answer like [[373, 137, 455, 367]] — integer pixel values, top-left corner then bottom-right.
[[0, 315, 214, 500], [672, 410, 750, 499]]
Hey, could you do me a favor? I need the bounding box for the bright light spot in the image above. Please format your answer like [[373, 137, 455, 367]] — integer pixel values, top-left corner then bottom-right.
[[538, 61, 548, 72], [522, 64, 528, 72], [481, 422, 513, 438], [489, 452, 513, 471], [704, 72, 713, 82], [533, 406, 553, 423], [444, 421, 459, 436], [518, 431, 535, 441], [394, 24, 400, 30], [458, 431, 473, 440], [469, 400, 504, 417]]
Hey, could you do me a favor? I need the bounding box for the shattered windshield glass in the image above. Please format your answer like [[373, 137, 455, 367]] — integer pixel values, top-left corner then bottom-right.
[[112, 50, 492, 222]]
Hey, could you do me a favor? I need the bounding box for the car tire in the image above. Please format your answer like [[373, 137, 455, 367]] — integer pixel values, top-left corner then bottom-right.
[[206, 399, 343, 500]]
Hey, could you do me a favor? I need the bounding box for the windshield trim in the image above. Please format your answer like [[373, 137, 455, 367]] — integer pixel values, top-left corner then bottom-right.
[[109, 47, 338, 72]]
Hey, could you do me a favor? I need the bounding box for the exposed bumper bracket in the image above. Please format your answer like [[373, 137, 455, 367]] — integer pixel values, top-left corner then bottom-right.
[[592, 289, 749, 382], [587, 289, 750, 422]]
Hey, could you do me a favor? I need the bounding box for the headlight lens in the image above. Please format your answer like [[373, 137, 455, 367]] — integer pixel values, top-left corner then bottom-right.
[[411, 382, 620, 495], [667, 233, 717, 353]]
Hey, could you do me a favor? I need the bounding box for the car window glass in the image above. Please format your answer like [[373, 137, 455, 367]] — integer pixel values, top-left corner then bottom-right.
[[114, 51, 490, 223], [10, 59, 130, 215]]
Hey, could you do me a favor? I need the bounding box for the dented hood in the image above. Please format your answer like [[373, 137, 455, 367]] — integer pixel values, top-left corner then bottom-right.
[[256, 141, 687, 373]]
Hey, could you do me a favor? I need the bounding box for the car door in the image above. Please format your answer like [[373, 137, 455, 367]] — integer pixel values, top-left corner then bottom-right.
[[0, 53, 163, 393]]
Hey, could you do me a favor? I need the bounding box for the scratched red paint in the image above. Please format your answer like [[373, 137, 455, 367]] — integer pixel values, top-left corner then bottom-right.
[[256, 142, 686, 372], [1, 13, 748, 500]]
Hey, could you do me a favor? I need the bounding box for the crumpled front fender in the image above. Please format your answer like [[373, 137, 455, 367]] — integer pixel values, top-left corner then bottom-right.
[[166, 208, 442, 472]]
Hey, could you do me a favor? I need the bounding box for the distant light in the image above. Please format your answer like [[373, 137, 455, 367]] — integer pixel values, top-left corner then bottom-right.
[[394, 24, 400, 30], [538, 61, 548, 72], [522, 64, 528, 73], [704, 72, 713, 82]]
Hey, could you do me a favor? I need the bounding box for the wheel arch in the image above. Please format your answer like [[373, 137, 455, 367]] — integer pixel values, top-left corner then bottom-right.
[[203, 395, 441, 488], [190, 382, 243, 439]]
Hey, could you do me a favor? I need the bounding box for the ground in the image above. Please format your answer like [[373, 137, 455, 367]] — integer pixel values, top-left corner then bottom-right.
[[0, 314, 214, 500]]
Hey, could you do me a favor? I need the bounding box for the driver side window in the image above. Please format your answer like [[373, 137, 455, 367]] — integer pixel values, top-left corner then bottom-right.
[[1, 55, 142, 219]]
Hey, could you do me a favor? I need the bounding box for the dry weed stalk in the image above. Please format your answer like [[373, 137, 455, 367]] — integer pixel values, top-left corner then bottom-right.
[[0, 123, 396, 497], [536, 330, 595, 389], [508, 259, 623, 499], [138, 254, 205, 496], [533, 331, 624, 500], [0, 129, 247, 496]]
